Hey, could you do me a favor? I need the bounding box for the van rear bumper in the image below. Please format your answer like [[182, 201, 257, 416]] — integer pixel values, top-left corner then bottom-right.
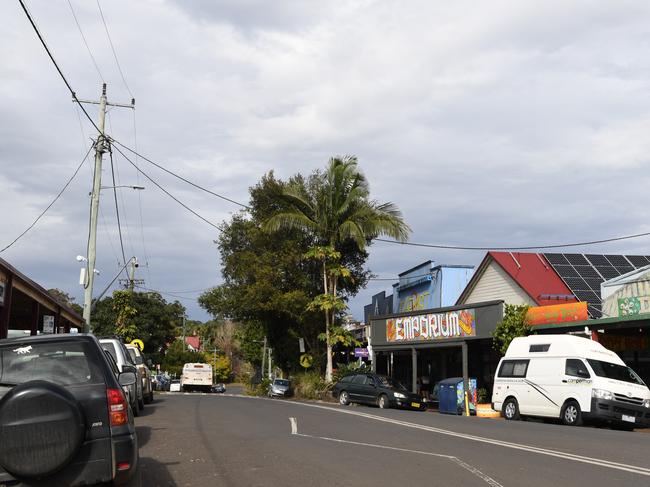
[[588, 398, 650, 427]]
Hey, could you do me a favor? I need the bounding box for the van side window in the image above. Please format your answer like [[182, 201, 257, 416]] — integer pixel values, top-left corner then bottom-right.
[[566, 359, 590, 378], [498, 359, 529, 378]]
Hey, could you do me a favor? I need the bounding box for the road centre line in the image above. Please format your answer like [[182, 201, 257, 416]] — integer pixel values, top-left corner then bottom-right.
[[288, 417, 504, 487], [213, 394, 650, 477]]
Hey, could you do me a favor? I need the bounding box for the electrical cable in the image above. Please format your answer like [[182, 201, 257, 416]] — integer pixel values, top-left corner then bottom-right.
[[112, 144, 223, 231], [134, 284, 198, 302], [17, 0, 101, 133], [1, 145, 93, 253], [374, 231, 650, 251], [108, 147, 128, 265], [67, 0, 105, 82], [95, 0, 133, 97], [111, 140, 250, 209]]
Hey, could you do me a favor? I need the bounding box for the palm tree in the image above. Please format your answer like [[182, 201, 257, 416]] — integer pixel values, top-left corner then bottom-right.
[[264, 156, 410, 381]]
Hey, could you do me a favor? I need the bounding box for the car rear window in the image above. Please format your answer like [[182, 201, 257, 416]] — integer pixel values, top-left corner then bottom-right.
[[101, 342, 118, 363], [127, 348, 143, 365], [0, 341, 104, 386]]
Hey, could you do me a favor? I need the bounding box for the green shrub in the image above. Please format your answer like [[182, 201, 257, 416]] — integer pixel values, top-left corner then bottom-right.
[[332, 362, 370, 383], [292, 371, 331, 400]]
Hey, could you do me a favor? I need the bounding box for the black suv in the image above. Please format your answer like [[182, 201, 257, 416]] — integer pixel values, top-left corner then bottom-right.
[[0, 334, 139, 486], [332, 373, 426, 411]]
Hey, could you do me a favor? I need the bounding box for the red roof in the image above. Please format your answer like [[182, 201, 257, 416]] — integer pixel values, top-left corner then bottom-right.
[[459, 252, 577, 306], [489, 252, 577, 306], [184, 336, 200, 350]]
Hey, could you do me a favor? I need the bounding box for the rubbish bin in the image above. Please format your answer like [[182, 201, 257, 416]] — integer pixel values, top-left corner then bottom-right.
[[436, 377, 477, 415]]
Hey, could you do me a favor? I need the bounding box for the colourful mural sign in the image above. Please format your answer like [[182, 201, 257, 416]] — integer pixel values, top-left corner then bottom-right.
[[526, 302, 588, 326], [386, 309, 476, 342], [617, 296, 650, 317]]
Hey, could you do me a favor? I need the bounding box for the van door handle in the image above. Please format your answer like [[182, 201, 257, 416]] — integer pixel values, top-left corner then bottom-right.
[[562, 380, 568, 383]]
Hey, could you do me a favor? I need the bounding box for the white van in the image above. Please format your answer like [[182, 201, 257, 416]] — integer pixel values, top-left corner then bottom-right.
[[492, 335, 650, 428], [180, 363, 213, 392]]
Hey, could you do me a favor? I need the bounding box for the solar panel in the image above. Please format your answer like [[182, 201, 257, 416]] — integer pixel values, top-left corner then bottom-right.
[[626, 255, 650, 267], [565, 254, 590, 266], [552, 265, 579, 278], [585, 254, 610, 266], [562, 277, 590, 291], [606, 255, 632, 267], [595, 266, 620, 279], [544, 253, 569, 265], [542, 252, 650, 318]]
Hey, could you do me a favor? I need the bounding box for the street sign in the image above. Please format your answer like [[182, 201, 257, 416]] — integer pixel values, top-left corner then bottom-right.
[[130, 339, 144, 351], [354, 347, 369, 358], [299, 353, 313, 368], [298, 338, 305, 353]]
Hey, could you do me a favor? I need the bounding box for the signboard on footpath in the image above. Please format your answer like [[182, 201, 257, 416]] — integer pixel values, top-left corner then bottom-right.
[[354, 347, 369, 358], [386, 309, 476, 342], [43, 316, 55, 334], [526, 302, 588, 326]]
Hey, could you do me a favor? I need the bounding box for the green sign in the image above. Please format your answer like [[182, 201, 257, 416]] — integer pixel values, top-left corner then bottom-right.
[[618, 297, 641, 316]]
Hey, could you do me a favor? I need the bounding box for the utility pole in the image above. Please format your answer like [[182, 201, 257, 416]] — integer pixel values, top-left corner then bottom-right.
[[78, 83, 134, 332], [119, 257, 143, 291], [268, 347, 273, 379]]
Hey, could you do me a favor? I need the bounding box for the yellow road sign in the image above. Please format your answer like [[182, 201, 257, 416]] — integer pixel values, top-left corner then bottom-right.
[[130, 339, 144, 351], [299, 353, 313, 368]]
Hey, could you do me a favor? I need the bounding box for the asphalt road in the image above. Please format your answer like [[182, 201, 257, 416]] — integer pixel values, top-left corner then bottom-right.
[[136, 393, 650, 487]]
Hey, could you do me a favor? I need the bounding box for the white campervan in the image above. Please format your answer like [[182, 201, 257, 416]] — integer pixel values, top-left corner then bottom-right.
[[492, 335, 650, 428]]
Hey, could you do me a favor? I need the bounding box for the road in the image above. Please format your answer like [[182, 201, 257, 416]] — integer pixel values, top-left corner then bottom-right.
[[136, 392, 650, 487]]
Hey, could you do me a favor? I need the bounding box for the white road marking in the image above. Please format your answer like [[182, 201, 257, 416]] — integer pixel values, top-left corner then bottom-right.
[[213, 394, 650, 478], [288, 417, 503, 487]]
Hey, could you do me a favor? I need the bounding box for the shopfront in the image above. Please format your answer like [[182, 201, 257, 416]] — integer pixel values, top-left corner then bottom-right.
[[370, 300, 503, 399]]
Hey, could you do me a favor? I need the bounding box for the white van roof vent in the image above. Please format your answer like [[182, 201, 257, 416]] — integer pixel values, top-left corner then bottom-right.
[[529, 344, 550, 352]]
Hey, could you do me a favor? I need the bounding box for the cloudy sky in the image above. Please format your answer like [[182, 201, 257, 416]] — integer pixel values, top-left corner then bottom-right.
[[2, 0, 650, 322]]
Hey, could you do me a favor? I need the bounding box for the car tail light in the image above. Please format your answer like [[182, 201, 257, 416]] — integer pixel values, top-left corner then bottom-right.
[[116, 462, 131, 471], [107, 388, 128, 426]]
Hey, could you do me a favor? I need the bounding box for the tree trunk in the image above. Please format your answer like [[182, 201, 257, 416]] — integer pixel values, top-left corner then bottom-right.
[[324, 261, 333, 382]]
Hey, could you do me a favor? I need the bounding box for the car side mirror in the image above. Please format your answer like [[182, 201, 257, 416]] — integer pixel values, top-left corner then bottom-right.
[[119, 371, 137, 387], [122, 364, 137, 375]]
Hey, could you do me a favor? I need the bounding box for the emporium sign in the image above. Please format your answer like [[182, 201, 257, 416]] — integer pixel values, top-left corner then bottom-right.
[[386, 309, 476, 342]]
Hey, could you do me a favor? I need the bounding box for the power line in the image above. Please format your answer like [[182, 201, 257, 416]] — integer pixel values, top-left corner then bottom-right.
[[374, 230, 650, 252], [134, 284, 198, 302], [17, 0, 101, 133], [95, 0, 133, 98], [108, 148, 128, 265], [1, 145, 93, 253], [111, 140, 250, 209], [66, 0, 104, 82], [112, 144, 223, 231]]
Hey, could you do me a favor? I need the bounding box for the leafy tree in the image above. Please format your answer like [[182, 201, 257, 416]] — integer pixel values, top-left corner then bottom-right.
[[92, 291, 184, 363], [47, 288, 83, 315], [492, 304, 532, 355], [203, 353, 232, 382], [199, 172, 371, 374], [264, 156, 410, 381], [113, 291, 137, 342], [162, 340, 201, 377]]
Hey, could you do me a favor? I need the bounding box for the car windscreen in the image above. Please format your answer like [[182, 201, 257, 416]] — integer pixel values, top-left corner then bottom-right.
[[376, 376, 407, 391], [0, 341, 104, 386], [127, 348, 143, 365], [274, 379, 289, 386], [587, 359, 645, 385]]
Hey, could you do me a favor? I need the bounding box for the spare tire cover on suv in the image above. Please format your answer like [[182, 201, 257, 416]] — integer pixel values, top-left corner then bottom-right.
[[0, 380, 86, 479]]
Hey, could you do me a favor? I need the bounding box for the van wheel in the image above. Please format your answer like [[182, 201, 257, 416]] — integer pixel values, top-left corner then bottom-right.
[[503, 398, 520, 420], [561, 400, 582, 426], [339, 391, 350, 406]]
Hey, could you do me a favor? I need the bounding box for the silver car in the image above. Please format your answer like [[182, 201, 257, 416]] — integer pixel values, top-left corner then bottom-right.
[[268, 378, 292, 398]]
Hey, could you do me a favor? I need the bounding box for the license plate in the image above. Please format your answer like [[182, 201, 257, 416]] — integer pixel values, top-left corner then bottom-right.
[[622, 414, 636, 423], [411, 402, 420, 408]]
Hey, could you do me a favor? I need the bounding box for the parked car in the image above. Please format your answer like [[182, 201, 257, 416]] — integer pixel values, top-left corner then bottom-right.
[[0, 334, 139, 486], [169, 379, 181, 392], [125, 344, 154, 405], [332, 373, 425, 410], [212, 383, 226, 393], [268, 378, 292, 398], [492, 335, 650, 428], [100, 338, 144, 416]]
